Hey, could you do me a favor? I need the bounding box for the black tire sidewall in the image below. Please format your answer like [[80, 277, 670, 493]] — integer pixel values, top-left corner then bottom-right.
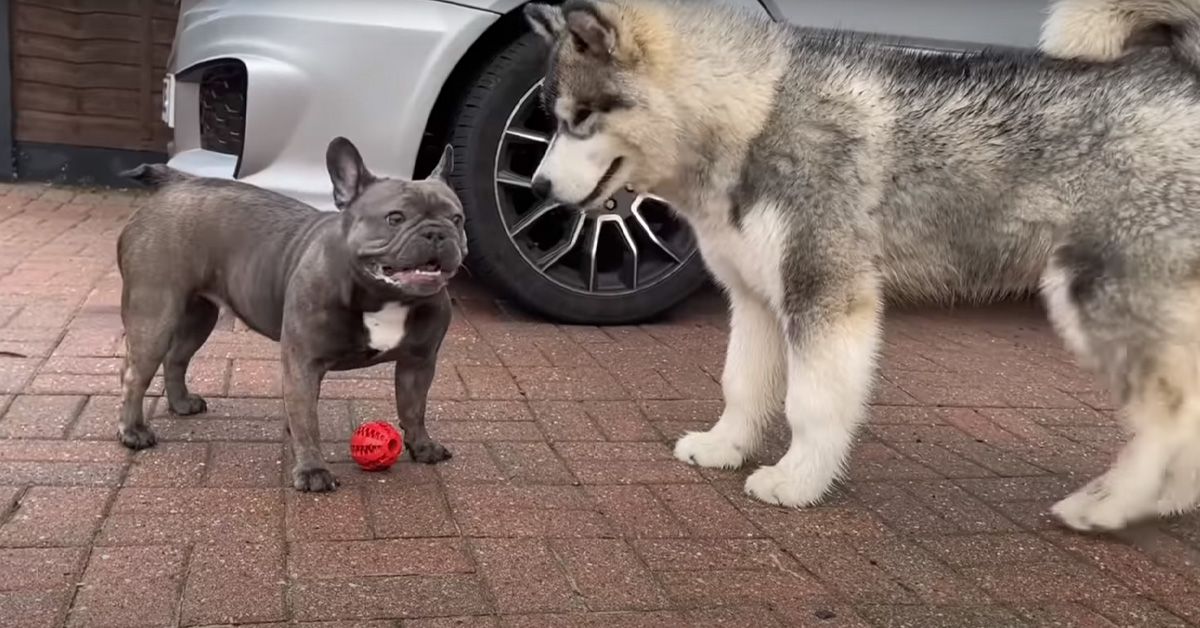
[[447, 33, 708, 326]]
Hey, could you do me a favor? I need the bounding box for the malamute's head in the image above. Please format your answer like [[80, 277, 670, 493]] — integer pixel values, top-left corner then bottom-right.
[[524, 0, 681, 208]]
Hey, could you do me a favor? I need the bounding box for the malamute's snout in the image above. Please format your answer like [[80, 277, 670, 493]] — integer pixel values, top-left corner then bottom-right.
[[531, 129, 628, 208]]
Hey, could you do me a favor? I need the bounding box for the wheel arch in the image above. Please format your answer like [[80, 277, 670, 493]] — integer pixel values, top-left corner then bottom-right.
[[414, 1, 555, 180]]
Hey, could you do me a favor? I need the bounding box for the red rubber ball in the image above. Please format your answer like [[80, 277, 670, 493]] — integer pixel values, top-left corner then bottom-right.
[[350, 421, 403, 471]]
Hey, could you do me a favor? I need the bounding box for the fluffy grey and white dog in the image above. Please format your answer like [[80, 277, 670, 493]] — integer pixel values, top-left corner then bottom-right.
[[523, 0, 1200, 531]]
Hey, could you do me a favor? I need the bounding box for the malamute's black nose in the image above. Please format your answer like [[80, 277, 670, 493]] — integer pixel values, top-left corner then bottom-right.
[[531, 176, 552, 199]]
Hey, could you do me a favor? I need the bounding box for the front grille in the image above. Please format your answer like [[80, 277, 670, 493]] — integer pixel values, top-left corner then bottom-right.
[[198, 62, 247, 157]]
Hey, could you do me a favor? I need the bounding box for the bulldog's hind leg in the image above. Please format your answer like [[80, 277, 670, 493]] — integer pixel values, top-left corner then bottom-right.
[[119, 287, 185, 449], [163, 296, 219, 416], [1043, 254, 1200, 531]]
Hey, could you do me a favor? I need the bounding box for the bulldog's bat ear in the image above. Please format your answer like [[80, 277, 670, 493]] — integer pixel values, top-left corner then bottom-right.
[[525, 3, 565, 44], [428, 144, 454, 184], [326, 136, 375, 210]]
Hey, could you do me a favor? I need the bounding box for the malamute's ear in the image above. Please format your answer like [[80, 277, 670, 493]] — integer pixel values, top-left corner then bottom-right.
[[525, 4, 565, 44], [326, 136, 376, 210], [562, 0, 617, 59]]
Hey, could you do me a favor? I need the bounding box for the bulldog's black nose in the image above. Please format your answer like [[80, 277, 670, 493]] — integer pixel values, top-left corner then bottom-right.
[[531, 176, 552, 199], [420, 228, 447, 243]]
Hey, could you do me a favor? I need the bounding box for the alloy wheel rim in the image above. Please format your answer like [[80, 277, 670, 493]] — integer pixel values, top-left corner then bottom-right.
[[492, 80, 696, 297]]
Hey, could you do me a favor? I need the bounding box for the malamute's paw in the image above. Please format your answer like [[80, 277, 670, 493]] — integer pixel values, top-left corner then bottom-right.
[[1157, 490, 1200, 518], [1051, 478, 1152, 532], [674, 430, 746, 469], [1156, 469, 1200, 517], [744, 464, 826, 508]]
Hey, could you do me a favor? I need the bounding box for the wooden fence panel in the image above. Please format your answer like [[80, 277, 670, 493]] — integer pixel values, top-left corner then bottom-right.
[[11, 0, 178, 152]]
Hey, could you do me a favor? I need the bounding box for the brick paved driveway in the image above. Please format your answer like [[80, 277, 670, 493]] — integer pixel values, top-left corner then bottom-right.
[[1, 182, 1198, 627]]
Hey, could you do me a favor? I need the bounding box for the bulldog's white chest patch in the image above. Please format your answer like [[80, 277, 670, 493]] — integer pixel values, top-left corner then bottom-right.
[[362, 303, 409, 352]]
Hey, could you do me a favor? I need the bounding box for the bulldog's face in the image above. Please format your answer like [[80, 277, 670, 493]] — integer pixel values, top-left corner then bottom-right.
[[326, 137, 467, 298]]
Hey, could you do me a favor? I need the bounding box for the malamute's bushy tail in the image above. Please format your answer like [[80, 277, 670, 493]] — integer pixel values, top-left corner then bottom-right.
[[1040, 0, 1200, 69], [120, 163, 193, 188]]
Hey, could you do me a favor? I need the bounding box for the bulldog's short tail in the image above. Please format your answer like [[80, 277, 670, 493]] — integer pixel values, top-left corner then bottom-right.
[[120, 163, 193, 188], [1040, 0, 1200, 69]]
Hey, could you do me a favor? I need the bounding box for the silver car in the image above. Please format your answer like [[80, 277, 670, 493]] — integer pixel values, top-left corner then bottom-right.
[[163, 0, 1049, 324]]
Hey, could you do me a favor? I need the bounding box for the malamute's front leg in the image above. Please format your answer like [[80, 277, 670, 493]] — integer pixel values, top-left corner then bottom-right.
[[675, 288, 786, 468], [744, 274, 884, 507]]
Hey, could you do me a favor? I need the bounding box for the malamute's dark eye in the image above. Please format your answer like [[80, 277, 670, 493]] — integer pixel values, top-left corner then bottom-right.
[[572, 107, 594, 127], [592, 94, 628, 113]]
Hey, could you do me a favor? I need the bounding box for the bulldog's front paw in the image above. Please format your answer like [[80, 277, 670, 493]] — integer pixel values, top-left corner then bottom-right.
[[119, 424, 157, 450], [168, 393, 207, 416], [292, 464, 339, 492], [408, 439, 453, 464]]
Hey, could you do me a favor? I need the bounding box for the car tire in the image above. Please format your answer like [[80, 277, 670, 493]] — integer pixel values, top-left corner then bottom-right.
[[446, 33, 709, 325]]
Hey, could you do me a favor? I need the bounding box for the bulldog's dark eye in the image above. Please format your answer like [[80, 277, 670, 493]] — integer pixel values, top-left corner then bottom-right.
[[386, 212, 404, 226], [451, 214, 463, 226]]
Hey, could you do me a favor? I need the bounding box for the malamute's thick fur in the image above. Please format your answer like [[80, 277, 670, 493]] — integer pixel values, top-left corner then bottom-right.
[[525, 0, 1200, 532]]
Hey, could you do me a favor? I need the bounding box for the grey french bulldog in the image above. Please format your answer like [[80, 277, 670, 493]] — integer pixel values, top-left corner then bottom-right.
[[116, 136, 464, 491]]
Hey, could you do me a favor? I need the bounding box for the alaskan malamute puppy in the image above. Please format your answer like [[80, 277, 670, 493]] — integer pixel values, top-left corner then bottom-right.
[[525, 0, 1200, 532]]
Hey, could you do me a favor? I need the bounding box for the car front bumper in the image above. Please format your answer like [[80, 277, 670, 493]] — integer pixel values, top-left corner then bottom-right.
[[164, 0, 499, 210]]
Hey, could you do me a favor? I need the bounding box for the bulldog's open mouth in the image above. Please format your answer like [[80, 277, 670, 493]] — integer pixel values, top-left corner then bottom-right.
[[370, 261, 451, 287]]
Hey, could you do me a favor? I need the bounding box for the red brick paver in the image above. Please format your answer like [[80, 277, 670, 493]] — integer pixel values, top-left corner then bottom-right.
[[0, 183, 1197, 627]]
